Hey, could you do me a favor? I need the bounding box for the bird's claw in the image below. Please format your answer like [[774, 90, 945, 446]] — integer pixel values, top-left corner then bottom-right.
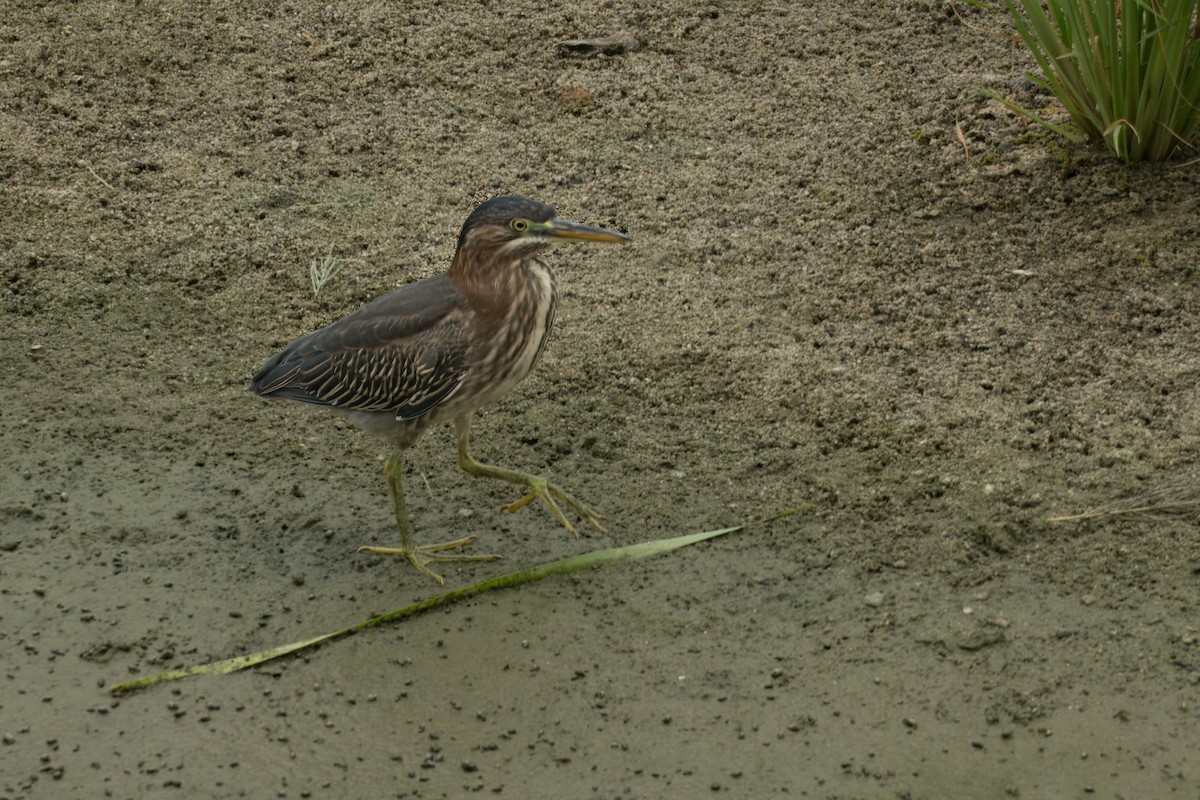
[[501, 477, 607, 537], [357, 536, 500, 585]]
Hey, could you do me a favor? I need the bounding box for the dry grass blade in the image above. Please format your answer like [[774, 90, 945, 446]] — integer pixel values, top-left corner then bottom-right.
[[1049, 482, 1200, 522]]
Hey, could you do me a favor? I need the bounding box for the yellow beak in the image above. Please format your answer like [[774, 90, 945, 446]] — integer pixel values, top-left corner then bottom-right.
[[538, 218, 632, 244]]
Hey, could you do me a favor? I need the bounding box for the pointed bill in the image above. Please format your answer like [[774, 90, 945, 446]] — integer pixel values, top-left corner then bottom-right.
[[538, 218, 632, 243]]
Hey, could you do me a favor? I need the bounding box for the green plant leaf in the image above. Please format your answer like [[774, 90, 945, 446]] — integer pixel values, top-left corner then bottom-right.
[[1000, 0, 1200, 161], [109, 506, 810, 695]]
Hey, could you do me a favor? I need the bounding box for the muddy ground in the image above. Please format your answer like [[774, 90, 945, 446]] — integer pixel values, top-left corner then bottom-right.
[[3, 1, 1199, 798]]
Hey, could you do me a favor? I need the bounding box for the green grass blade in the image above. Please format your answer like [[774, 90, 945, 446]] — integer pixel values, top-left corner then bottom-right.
[[984, 89, 1089, 141], [1147, 0, 1200, 159], [109, 506, 810, 695], [1002, 0, 1200, 160]]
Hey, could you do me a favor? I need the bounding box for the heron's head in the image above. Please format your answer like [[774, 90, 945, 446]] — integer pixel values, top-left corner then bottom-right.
[[455, 195, 631, 265]]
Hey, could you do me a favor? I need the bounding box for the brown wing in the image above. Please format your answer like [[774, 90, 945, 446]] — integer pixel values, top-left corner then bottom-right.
[[250, 273, 470, 421]]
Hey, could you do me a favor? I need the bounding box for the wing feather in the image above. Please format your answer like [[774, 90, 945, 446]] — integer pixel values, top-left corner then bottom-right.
[[250, 273, 470, 420]]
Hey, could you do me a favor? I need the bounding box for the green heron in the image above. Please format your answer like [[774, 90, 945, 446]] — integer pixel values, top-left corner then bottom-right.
[[250, 196, 631, 583]]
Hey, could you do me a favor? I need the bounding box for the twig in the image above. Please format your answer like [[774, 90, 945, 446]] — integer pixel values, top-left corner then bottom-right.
[[955, 121, 970, 156], [81, 160, 116, 190]]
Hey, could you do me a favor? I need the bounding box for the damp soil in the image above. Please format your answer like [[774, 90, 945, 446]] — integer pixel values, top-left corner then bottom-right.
[[3, 2, 1200, 798]]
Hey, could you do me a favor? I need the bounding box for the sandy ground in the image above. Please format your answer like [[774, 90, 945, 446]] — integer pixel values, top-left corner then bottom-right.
[[3, 1, 1200, 798]]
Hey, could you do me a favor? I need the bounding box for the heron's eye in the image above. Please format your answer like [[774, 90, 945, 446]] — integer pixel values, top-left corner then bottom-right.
[[511, 218, 530, 233]]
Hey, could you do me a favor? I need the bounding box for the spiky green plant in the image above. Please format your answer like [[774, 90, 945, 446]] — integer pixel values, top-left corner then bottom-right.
[[309, 245, 343, 296], [1001, 0, 1200, 162]]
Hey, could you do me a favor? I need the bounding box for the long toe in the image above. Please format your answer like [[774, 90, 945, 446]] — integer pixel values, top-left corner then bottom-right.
[[357, 538, 501, 584], [499, 477, 606, 537]]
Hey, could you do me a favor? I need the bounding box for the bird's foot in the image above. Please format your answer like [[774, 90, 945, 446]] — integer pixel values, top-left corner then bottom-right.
[[357, 536, 500, 585], [501, 476, 607, 538]]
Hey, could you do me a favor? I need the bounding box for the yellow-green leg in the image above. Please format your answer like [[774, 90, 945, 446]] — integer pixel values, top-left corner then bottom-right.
[[357, 451, 499, 584], [454, 416, 606, 536]]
